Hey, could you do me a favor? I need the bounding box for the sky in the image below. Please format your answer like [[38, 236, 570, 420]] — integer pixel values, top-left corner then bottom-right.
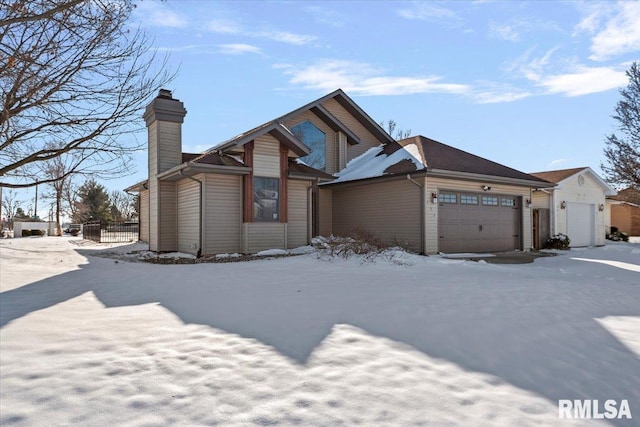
[[9, 0, 640, 217]]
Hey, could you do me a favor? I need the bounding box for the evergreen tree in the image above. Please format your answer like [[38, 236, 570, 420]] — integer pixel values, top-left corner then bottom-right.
[[73, 179, 112, 223]]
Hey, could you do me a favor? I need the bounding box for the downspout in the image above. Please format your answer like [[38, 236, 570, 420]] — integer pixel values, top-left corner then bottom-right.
[[406, 174, 425, 255], [180, 169, 203, 258]]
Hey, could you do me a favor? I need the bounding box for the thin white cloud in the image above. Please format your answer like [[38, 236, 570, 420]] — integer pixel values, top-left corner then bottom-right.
[[134, 1, 188, 29], [538, 66, 628, 96], [279, 60, 469, 96], [549, 159, 569, 167], [206, 19, 316, 46], [396, 2, 461, 26], [471, 89, 531, 104], [306, 5, 345, 27], [489, 21, 521, 42], [589, 2, 640, 61], [217, 44, 262, 56]]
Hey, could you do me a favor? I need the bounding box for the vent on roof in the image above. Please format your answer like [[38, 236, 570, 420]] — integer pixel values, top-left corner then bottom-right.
[[158, 89, 173, 99]]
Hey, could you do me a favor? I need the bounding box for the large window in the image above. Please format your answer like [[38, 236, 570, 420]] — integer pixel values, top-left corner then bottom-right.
[[291, 120, 326, 171], [254, 177, 279, 221]]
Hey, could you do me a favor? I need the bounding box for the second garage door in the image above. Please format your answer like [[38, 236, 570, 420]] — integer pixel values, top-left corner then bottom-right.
[[438, 192, 521, 253]]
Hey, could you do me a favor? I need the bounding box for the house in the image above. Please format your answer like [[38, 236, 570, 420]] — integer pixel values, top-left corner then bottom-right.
[[127, 89, 553, 255], [607, 187, 640, 236], [530, 167, 616, 247]]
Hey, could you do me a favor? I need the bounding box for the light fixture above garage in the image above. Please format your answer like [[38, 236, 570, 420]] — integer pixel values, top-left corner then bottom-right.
[[482, 185, 491, 191], [560, 201, 567, 209], [599, 204, 605, 212]]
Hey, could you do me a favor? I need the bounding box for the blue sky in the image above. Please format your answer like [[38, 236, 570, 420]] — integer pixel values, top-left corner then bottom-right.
[[12, 1, 640, 214]]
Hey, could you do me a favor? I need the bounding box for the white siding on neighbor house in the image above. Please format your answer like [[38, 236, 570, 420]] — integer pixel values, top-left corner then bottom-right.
[[253, 136, 280, 178], [282, 111, 337, 174], [424, 177, 533, 254], [243, 223, 286, 254], [287, 180, 310, 248], [177, 179, 200, 255], [553, 172, 606, 246], [318, 188, 332, 237], [158, 181, 177, 252], [203, 174, 242, 255], [321, 97, 382, 163], [332, 178, 422, 252], [139, 189, 149, 243]]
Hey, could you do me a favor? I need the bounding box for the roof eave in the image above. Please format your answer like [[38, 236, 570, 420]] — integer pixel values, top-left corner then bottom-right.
[[426, 169, 554, 188], [124, 180, 148, 192], [157, 162, 251, 181]]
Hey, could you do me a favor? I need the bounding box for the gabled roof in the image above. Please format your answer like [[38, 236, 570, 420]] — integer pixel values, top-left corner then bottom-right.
[[183, 151, 244, 167], [288, 159, 334, 181], [210, 89, 395, 156], [210, 121, 310, 157], [403, 136, 552, 185], [530, 167, 616, 196], [608, 187, 640, 204]]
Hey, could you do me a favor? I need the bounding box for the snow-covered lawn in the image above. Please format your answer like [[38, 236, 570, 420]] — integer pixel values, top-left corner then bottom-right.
[[1, 237, 638, 426]]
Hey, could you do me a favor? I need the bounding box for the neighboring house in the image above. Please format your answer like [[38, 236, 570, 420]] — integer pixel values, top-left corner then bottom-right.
[[530, 167, 616, 247], [607, 187, 640, 236], [127, 89, 552, 255]]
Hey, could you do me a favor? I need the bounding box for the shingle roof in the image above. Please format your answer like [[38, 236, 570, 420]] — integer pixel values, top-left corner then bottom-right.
[[529, 167, 587, 184], [399, 136, 551, 184], [288, 159, 334, 180]]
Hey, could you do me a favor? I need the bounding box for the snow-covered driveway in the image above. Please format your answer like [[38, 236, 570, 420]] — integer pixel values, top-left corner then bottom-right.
[[1, 237, 638, 426]]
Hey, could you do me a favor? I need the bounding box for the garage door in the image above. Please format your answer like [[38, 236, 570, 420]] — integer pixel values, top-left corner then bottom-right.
[[438, 192, 521, 253], [567, 203, 594, 247]]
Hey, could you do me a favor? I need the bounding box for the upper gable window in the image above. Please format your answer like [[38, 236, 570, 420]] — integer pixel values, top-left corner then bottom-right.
[[291, 120, 326, 171]]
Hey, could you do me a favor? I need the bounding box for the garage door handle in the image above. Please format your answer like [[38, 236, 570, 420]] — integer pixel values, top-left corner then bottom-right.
[[479, 225, 483, 231]]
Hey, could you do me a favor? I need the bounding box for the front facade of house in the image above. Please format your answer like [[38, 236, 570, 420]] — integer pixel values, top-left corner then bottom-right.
[[128, 89, 555, 255], [530, 167, 616, 247]]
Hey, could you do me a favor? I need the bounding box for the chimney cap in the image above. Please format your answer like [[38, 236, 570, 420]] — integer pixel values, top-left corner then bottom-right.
[[158, 89, 173, 99]]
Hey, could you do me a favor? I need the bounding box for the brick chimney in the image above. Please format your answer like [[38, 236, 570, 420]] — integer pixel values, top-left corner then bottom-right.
[[144, 89, 187, 252]]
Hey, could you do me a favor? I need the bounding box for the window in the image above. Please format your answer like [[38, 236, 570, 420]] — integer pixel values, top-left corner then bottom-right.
[[482, 196, 498, 206], [438, 193, 457, 204], [254, 177, 279, 221], [291, 120, 326, 171], [501, 197, 516, 207], [460, 194, 478, 205]]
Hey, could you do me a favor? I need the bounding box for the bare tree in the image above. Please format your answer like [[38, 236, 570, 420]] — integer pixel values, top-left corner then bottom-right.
[[1, 188, 22, 227], [110, 189, 135, 221], [379, 119, 412, 140], [602, 62, 640, 188], [40, 150, 80, 235], [0, 0, 175, 188]]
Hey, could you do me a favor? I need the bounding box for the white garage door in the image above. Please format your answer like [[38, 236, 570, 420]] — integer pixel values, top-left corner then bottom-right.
[[438, 192, 521, 253], [567, 203, 594, 247]]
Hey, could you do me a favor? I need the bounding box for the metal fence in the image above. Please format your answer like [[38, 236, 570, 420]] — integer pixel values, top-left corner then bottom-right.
[[83, 220, 139, 243]]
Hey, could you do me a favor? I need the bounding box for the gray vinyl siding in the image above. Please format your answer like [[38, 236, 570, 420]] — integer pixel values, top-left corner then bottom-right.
[[287, 180, 310, 248], [149, 178, 158, 250], [318, 188, 332, 237], [177, 179, 200, 255], [158, 181, 177, 252], [243, 223, 286, 253], [253, 136, 280, 178], [139, 189, 149, 243], [156, 121, 182, 173], [332, 179, 421, 252], [203, 174, 242, 254], [321, 97, 382, 163]]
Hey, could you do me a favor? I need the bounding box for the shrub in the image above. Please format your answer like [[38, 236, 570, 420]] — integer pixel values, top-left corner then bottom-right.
[[545, 233, 571, 250], [313, 228, 388, 259], [607, 230, 629, 242]]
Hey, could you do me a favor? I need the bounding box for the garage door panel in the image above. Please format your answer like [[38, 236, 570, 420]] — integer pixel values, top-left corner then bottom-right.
[[567, 203, 594, 247], [439, 192, 520, 253]]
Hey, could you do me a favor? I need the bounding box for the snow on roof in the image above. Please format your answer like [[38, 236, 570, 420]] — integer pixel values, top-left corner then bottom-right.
[[331, 143, 425, 184]]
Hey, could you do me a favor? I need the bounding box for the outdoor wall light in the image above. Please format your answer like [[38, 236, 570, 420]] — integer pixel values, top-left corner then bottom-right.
[[525, 198, 532, 208], [560, 201, 567, 209], [431, 192, 438, 204], [599, 204, 605, 212], [482, 185, 492, 191]]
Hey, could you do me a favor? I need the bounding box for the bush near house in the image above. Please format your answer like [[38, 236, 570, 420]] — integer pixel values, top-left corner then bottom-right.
[[545, 233, 571, 250], [607, 227, 629, 242]]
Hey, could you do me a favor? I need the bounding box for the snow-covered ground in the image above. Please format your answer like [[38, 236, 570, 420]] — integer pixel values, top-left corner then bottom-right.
[[1, 237, 638, 426]]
